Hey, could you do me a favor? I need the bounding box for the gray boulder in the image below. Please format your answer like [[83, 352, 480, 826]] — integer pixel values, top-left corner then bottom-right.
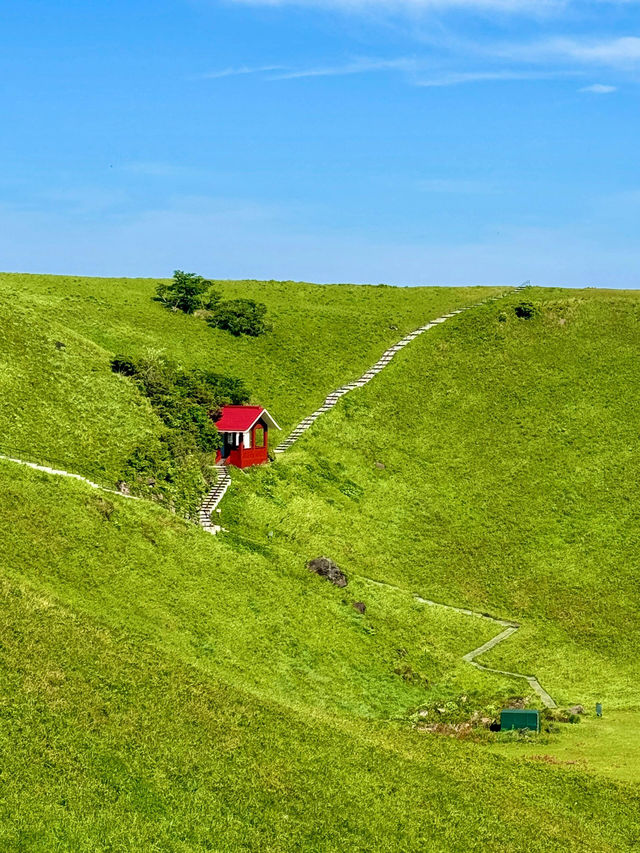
[[307, 556, 347, 588]]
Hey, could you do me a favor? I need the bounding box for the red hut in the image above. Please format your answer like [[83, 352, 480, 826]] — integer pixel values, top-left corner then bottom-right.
[[214, 405, 280, 469]]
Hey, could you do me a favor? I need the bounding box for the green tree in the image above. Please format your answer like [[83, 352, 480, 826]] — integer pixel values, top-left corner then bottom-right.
[[155, 270, 216, 314]]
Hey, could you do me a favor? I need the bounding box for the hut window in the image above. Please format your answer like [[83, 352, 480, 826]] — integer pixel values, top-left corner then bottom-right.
[[254, 426, 265, 448]]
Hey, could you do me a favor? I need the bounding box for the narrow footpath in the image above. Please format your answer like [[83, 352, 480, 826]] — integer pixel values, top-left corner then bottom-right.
[[366, 577, 556, 708]]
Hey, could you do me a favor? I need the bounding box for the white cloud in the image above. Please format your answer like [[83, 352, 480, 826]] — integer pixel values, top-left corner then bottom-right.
[[416, 69, 574, 86], [198, 59, 578, 87], [579, 83, 617, 92], [558, 36, 640, 65], [193, 65, 286, 79], [271, 57, 417, 79], [230, 0, 583, 12], [497, 36, 640, 68]]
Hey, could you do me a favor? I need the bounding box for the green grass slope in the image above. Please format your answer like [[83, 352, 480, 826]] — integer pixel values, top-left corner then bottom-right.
[[0, 272, 503, 441], [0, 296, 158, 483], [226, 287, 640, 711], [0, 459, 506, 721], [1, 478, 639, 851], [2, 276, 640, 849]]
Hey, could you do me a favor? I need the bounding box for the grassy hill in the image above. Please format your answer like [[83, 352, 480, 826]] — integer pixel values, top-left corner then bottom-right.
[[0, 273, 497, 453], [225, 287, 640, 712], [1, 273, 639, 850]]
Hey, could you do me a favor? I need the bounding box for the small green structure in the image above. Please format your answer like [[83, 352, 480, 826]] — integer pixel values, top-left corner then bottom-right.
[[500, 709, 539, 733]]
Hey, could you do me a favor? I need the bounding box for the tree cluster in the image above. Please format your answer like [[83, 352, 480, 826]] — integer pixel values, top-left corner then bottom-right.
[[155, 271, 269, 337]]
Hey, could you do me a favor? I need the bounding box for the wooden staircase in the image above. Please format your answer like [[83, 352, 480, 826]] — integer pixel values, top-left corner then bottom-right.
[[198, 463, 232, 534]]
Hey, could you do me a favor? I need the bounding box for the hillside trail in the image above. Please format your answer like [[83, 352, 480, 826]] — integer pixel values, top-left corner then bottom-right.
[[201, 281, 557, 708], [1, 284, 555, 707], [199, 288, 518, 524], [365, 577, 556, 708], [0, 453, 139, 500]]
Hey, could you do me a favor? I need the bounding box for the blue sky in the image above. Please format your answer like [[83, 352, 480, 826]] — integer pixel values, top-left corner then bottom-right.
[[1, 0, 639, 286]]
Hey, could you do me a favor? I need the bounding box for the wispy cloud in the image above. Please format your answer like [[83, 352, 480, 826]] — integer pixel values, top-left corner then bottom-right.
[[496, 36, 640, 68], [579, 83, 618, 93], [230, 0, 588, 13], [198, 58, 580, 87], [196, 29, 640, 92], [416, 69, 575, 86], [271, 57, 418, 79], [193, 64, 286, 80]]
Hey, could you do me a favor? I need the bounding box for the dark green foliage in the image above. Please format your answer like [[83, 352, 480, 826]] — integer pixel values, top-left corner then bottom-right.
[[179, 369, 250, 407], [155, 270, 215, 314], [208, 298, 269, 336], [110, 353, 250, 514], [514, 301, 537, 319], [121, 433, 215, 516], [110, 354, 138, 376]]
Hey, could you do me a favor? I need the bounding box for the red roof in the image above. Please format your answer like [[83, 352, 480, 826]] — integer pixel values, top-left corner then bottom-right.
[[215, 405, 280, 432]]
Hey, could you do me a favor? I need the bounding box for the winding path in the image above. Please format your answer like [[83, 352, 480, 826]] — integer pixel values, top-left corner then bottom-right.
[[365, 577, 555, 707], [0, 454, 138, 500]]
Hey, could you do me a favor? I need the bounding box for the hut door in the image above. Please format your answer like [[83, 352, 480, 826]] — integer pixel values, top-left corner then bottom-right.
[[222, 434, 233, 459]]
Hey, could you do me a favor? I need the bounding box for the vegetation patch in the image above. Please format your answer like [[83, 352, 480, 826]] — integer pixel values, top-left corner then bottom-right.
[[155, 269, 269, 336], [110, 352, 249, 515], [207, 297, 270, 337], [154, 269, 215, 314], [514, 300, 538, 319]]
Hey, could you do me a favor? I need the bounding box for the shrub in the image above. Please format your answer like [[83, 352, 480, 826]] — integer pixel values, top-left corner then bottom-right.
[[514, 301, 537, 320], [155, 270, 216, 314], [208, 298, 269, 337], [110, 354, 250, 514], [122, 432, 214, 517], [189, 371, 251, 406]]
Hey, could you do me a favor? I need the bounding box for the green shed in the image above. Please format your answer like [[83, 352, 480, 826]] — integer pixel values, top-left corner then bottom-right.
[[500, 709, 539, 732]]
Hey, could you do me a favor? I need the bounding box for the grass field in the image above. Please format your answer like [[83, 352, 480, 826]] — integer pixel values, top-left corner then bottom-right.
[[1, 273, 639, 850], [0, 273, 501, 458], [491, 710, 640, 785], [3, 568, 639, 852]]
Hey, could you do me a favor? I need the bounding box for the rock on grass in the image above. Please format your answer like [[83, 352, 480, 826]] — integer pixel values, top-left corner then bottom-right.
[[307, 556, 347, 588]]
